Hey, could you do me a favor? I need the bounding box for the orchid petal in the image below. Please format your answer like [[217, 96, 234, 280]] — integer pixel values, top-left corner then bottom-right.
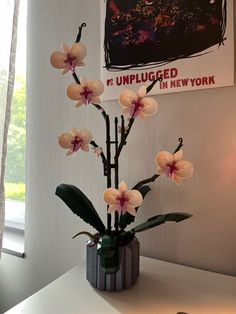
[[61, 67, 70, 75], [67, 83, 82, 100], [66, 150, 73, 156], [50, 51, 67, 69], [137, 85, 147, 98], [91, 96, 101, 104], [71, 127, 79, 136], [126, 205, 136, 216], [61, 42, 70, 53], [107, 204, 117, 213], [75, 100, 84, 108], [80, 76, 88, 87], [76, 61, 85, 67], [141, 97, 158, 115], [172, 174, 182, 185], [126, 190, 143, 207], [173, 150, 183, 162], [103, 188, 120, 205], [175, 160, 194, 178], [87, 79, 104, 96], [137, 111, 146, 121], [70, 43, 87, 60], [58, 133, 74, 149], [122, 107, 130, 115], [81, 144, 89, 152], [118, 89, 137, 107], [78, 129, 92, 144], [118, 181, 127, 193], [155, 151, 173, 168]]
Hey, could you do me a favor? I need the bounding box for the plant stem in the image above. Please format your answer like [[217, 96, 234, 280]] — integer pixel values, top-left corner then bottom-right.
[[114, 117, 119, 233], [173, 137, 184, 154], [92, 103, 107, 121], [132, 174, 159, 190], [72, 72, 80, 84], [115, 117, 135, 159], [90, 141, 107, 176], [106, 115, 112, 232], [75, 22, 87, 43]]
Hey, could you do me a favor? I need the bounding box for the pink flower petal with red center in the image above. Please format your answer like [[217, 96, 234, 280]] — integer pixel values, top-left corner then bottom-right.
[[173, 150, 183, 162], [126, 205, 136, 216], [155, 151, 173, 170], [175, 160, 194, 178], [141, 97, 158, 116], [137, 85, 147, 98], [118, 181, 128, 193], [78, 129, 92, 144], [118, 90, 137, 108], [103, 188, 120, 205], [126, 190, 143, 207], [67, 83, 82, 100], [50, 51, 67, 69], [58, 133, 74, 149], [87, 80, 104, 97]]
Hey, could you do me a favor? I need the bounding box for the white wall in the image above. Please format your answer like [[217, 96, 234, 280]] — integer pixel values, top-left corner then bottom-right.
[[0, 0, 236, 312]]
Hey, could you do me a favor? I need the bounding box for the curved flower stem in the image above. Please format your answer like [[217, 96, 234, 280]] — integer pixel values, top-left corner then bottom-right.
[[115, 117, 135, 159], [90, 141, 107, 176], [132, 138, 184, 190], [132, 174, 159, 190], [75, 22, 87, 43], [72, 72, 80, 84], [92, 103, 107, 121], [173, 137, 184, 154]]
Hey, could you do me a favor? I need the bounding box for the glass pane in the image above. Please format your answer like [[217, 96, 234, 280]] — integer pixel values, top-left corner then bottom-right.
[[4, 0, 26, 228]]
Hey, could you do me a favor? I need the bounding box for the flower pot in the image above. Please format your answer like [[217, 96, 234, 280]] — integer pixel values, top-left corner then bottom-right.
[[86, 237, 140, 291]]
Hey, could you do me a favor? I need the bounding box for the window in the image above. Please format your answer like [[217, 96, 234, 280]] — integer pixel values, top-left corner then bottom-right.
[[2, 0, 26, 257]]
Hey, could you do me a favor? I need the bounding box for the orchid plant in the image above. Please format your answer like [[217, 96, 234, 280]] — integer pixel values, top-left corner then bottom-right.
[[51, 24, 193, 273]]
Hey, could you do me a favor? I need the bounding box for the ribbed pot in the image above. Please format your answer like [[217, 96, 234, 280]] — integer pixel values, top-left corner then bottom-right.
[[86, 238, 140, 291]]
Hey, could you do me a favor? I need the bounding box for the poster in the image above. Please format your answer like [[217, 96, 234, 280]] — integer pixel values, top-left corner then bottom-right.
[[101, 0, 234, 101]]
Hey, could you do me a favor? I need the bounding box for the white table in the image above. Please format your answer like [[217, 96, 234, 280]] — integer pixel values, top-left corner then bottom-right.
[[5, 257, 236, 314]]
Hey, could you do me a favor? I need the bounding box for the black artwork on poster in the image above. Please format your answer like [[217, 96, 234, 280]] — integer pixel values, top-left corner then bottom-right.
[[104, 0, 227, 70]]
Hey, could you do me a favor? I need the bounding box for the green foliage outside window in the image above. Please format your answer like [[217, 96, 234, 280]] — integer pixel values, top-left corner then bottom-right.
[[5, 75, 26, 201]]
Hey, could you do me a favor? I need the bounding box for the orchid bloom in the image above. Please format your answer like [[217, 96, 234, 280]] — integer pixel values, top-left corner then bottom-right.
[[50, 42, 86, 74], [155, 150, 193, 185], [58, 127, 92, 156], [93, 147, 103, 157], [103, 181, 143, 216], [67, 77, 104, 107], [118, 85, 158, 119]]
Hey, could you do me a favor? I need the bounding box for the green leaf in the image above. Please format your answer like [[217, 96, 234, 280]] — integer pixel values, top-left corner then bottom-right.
[[55, 184, 106, 234], [119, 185, 151, 229], [131, 212, 192, 234]]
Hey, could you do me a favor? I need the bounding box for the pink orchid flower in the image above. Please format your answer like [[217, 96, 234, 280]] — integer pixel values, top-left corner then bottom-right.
[[67, 77, 104, 107], [58, 127, 92, 156], [50, 42, 86, 74], [118, 85, 158, 119], [155, 150, 193, 185], [103, 181, 143, 216]]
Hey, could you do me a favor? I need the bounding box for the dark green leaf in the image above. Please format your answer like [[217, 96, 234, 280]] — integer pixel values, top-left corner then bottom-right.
[[131, 212, 192, 234], [119, 185, 151, 229], [56, 184, 106, 234]]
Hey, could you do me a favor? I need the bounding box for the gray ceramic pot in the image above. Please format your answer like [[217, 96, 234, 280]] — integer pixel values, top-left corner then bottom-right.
[[86, 237, 140, 291]]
